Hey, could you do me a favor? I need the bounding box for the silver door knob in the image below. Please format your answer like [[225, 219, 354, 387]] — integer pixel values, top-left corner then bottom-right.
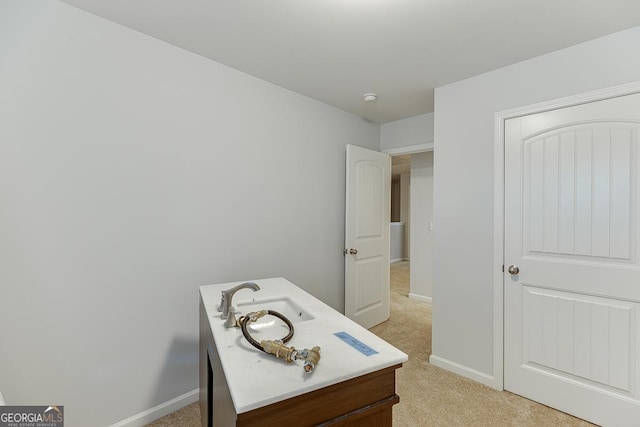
[[349, 248, 358, 255], [508, 265, 519, 275]]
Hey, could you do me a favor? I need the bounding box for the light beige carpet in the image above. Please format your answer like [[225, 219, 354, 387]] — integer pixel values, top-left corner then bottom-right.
[[148, 262, 594, 426]]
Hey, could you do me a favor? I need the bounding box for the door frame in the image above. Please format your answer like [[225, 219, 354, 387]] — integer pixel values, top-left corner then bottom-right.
[[492, 81, 640, 391], [383, 143, 434, 301]]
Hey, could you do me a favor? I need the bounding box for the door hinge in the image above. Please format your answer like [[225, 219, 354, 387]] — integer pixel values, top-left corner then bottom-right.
[[502, 264, 504, 272]]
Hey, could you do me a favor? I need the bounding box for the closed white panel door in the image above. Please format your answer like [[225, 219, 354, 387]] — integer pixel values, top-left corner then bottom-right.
[[345, 144, 390, 328], [505, 92, 640, 426]]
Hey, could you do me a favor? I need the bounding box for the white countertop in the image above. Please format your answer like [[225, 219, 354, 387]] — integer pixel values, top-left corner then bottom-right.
[[200, 277, 408, 414]]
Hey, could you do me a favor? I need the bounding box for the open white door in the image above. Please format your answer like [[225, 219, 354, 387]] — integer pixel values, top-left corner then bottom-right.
[[345, 144, 391, 328], [504, 92, 640, 425]]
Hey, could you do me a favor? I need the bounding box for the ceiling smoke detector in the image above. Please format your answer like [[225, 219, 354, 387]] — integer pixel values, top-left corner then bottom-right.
[[362, 93, 377, 102]]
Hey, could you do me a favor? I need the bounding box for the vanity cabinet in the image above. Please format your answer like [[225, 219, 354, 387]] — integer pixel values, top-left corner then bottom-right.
[[199, 278, 407, 427]]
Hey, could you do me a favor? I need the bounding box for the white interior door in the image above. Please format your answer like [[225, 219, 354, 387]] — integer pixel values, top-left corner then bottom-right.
[[345, 144, 391, 329], [504, 92, 640, 425]]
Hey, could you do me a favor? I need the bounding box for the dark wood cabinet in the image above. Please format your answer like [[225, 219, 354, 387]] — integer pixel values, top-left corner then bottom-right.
[[235, 364, 400, 426]]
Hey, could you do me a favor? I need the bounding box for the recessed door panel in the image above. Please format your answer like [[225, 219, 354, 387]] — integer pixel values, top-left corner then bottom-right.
[[523, 123, 636, 262], [356, 162, 384, 239], [521, 286, 638, 394], [355, 257, 383, 315]]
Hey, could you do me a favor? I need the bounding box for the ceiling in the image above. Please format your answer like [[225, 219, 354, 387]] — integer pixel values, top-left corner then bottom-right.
[[61, 0, 640, 123]]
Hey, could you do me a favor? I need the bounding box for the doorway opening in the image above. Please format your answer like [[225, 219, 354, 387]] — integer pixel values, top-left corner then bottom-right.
[[378, 151, 433, 360], [390, 152, 433, 305]]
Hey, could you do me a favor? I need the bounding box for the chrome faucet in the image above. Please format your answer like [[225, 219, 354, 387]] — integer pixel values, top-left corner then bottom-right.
[[217, 282, 260, 320]]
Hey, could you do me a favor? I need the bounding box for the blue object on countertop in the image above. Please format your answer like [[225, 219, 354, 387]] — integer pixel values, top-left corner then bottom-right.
[[334, 332, 379, 356]]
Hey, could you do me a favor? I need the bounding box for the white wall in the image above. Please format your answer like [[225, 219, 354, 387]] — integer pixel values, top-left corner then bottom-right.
[[400, 172, 411, 259], [381, 113, 434, 153], [390, 222, 405, 262], [409, 152, 433, 301], [432, 26, 640, 382], [0, 2, 379, 426]]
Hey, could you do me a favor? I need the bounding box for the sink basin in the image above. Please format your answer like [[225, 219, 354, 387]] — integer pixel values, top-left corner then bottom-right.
[[236, 296, 314, 327]]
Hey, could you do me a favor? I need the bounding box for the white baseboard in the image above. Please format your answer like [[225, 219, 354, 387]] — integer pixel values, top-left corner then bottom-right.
[[408, 293, 431, 303], [110, 389, 199, 427], [429, 355, 499, 390]]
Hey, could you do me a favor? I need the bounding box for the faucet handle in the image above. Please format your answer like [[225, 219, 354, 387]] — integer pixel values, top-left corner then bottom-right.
[[216, 291, 225, 312], [224, 307, 239, 328]]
